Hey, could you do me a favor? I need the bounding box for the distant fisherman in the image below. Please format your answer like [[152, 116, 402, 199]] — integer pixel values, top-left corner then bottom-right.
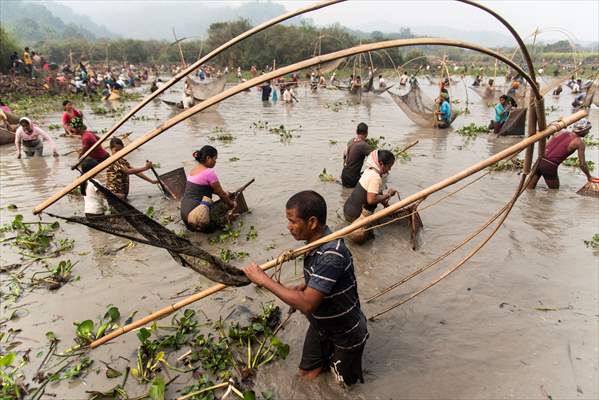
[[15, 117, 59, 159], [528, 118, 596, 189], [493, 95, 511, 133], [341, 122, 373, 188], [62, 100, 83, 136], [434, 93, 451, 129], [243, 191, 368, 387]]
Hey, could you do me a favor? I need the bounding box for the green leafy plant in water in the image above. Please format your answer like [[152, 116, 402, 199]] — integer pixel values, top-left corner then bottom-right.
[[323, 100, 350, 112], [0, 352, 29, 399], [328, 139, 338, 145], [584, 233, 599, 249], [544, 105, 560, 115], [391, 146, 411, 162], [268, 124, 299, 141], [583, 135, 599, 147], [132, 327, 165, 383], [47, 123, 61, 130], [146, 206, 156, 219], [563, 157, 595, 171], [187, 333, 235, 379], [250, 120, 269, 129], [229, 157, 240, 162], [246, 226, 258, 241], [456, 123, 489, 137], [179, 375, 218, 400], [219, 249, 249, 263], [31, 260, 78, 290], [51, 357, 93, 381], [318, 168, 335, 183], [0, 214, 26, 233], [209, 223, 242, 245], [488, 158, 524, 172], [366, 137, 412, 163], [208, 127, 235, 142], [73, 306, 121, 346]]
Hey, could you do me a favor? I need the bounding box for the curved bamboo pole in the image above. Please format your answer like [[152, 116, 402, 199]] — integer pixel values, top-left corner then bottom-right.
[[456, 0, 538, 89], [73, 0, 345, 169], [90, 109, 587, 349], [33, 37, 540, 215]]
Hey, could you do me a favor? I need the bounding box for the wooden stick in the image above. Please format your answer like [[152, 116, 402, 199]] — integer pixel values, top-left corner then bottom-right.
[[89, 110, 587, 349], [400, 140, 419, 153], [73, 0, 345, 169], [35, 38, 541, 215], [149, 166, 172, 199]]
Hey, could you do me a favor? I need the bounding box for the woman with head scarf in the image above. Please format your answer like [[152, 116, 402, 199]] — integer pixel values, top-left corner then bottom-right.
[[343, 150, 398, 243], [14, 117, 59, 159]]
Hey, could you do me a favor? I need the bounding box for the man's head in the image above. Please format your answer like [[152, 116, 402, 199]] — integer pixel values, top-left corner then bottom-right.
[[63, 100, 73, 112], [285, 191, 327, 241], [356, 122, 368, 138], [24, 47, 29, 52], [499, 95, 508, 105], [110, 137, 124, 153], [572, 118, 592, 137]]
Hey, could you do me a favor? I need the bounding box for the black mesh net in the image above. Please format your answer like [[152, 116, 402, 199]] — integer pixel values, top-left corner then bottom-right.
[[48, 180, 250, 287], [498, 108, 527, 136]]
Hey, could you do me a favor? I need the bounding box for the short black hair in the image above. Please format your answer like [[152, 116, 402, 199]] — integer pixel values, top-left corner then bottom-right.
[[286, 191, 327, 225], [499, 94, 508, 101], [357, 122, 368, 135], [110, 137, 124, 148], [63, 100, 71, 107]]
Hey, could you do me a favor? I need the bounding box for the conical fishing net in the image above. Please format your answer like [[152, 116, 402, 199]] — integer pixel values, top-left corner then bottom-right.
[[470, 85, 503, 101], [498, 108, 527, 136], [317, 58, 345, 74], [47, 180, 250, 287], [187, 76, 228, 101], [389, 82, 458, 127]]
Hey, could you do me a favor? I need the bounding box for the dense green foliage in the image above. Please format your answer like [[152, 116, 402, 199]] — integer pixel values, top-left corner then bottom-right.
[[1, 0, 99, 42], [25, 19, 417, 68], [0, 27, 20, 73]]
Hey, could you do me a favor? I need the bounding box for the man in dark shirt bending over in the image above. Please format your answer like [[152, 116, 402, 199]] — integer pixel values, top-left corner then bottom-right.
[[243, 191, 368, 386], [341, 122, 373, 188]]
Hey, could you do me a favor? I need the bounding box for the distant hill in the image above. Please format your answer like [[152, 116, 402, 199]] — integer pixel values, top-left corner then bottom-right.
[[61, 1, 288, 40], [40, 1, 117, 39], [0, 0, 116, 44]]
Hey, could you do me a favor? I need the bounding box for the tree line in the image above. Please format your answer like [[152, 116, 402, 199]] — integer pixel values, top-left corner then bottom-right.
[[2, 20, 425, 73]]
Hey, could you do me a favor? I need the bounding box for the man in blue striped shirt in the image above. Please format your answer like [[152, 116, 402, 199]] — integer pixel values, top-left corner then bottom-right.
[[244, 190, 368, 386]]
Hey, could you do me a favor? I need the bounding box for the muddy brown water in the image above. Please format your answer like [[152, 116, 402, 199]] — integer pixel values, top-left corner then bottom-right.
[[1, 77, 598, 399]]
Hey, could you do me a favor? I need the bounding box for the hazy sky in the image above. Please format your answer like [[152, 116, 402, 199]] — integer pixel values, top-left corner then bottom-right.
[[63, 0, 598, 42]]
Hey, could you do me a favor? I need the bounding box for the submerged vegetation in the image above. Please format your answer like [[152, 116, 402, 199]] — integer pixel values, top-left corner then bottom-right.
[[366, 136, 413, 162], [584, 234, 599, 249], [488, 158, 524, 172], [455, 123, 490, 137], [251, 120, 301, 142], [209, 126, 235, 142], [318, 168, 336, 183], [563, 157, 595, 171]]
